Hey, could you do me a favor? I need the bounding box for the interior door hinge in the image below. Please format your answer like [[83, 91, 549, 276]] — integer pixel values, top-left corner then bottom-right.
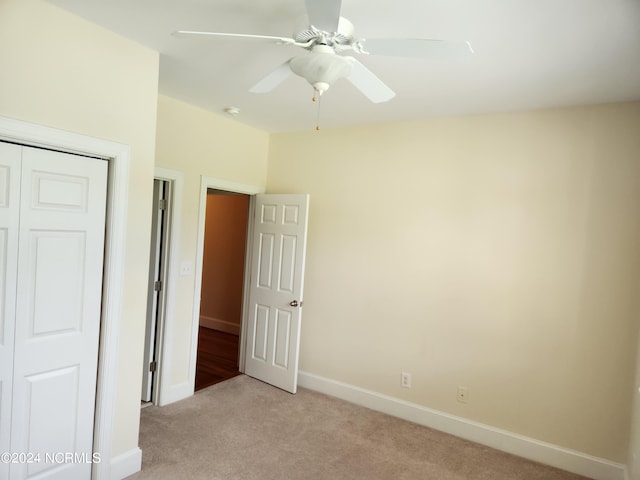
[[154, 280, 162, 292], [149, 361, 157, 373], [158, 199, 167, 210]]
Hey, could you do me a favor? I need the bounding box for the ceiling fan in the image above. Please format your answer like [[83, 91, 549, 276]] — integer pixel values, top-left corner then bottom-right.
[[175, 0, 473, 103]]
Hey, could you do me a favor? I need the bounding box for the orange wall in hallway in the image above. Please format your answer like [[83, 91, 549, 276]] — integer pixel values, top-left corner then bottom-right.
[[200, 192, 249, 331]]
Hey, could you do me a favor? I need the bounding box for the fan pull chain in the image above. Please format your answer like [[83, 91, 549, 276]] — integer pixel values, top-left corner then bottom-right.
[[312, 87, 322, 131]]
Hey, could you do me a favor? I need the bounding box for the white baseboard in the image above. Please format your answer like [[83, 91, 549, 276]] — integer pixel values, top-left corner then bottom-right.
[[109, 447, 142, 480], [199, 316, 240, 335], [298, 371, 626, 480]]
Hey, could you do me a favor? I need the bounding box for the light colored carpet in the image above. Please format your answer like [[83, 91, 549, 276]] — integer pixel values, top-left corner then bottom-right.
[[129, 375, 591, 480]]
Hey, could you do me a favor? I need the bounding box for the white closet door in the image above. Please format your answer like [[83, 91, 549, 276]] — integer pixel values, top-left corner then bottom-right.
[[0, 143, 21, 480], [9, 146, 107, 480]]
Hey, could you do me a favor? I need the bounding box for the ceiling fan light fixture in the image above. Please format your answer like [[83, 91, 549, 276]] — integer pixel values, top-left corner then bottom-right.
[[289, 45, 353, 92]]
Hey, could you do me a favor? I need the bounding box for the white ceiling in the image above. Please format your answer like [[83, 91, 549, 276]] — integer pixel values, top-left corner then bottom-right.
[[48, 0, 640, 133]]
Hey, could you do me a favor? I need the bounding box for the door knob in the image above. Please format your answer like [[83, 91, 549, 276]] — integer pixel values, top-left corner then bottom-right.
[[289, 300, 299, 307]]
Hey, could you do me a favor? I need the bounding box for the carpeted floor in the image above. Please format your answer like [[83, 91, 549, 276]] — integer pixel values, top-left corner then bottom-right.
[[129, 375, 591, 480]]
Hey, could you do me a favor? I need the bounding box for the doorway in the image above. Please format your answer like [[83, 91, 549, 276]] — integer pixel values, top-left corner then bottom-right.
[[188, 178, 309, 396], [195, 189, 249, 390]]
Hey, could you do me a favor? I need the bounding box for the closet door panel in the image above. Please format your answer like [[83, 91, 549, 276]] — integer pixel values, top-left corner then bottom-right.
[[0, 142, 21, 479], [9, 146, 107, 480]]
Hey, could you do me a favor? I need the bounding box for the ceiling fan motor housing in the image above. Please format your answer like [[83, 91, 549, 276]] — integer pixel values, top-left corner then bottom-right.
[[294, 16, 355, 47]]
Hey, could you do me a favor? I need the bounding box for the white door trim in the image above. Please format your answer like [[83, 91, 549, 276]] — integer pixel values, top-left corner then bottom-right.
[[187, 176, 265, 398], [152, 168, 183, 406], [0, 116, 130, 480]]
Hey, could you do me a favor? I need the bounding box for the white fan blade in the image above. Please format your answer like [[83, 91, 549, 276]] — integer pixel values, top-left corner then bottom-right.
[[305, 0, 342, 32], [361, 38, 474, 58], [345, 57, 395, 103], [249, 60, 293, 93], [173, 30, 295, 44]]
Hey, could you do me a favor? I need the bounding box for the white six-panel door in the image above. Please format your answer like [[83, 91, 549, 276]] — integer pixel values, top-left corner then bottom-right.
[[0, 143, 107, 480], [244, 194, 309, 394]]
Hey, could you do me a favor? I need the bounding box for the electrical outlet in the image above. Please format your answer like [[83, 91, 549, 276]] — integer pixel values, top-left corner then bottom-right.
[[457, 386, 468, 403], [401, 372, 412, 388]]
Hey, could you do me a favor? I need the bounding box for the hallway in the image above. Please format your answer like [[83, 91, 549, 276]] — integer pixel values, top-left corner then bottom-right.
[[195, 327, 240, 391]]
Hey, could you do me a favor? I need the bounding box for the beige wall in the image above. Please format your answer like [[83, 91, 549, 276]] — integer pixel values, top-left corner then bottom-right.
[[267, 102, 640, 462], [154, 95, 268, 386], [0, 0, 159, 458]]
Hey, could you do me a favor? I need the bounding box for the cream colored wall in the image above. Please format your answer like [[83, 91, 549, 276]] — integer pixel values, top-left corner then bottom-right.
[[267, 102, 640, 463], [154, 95, 268, 386], [0, 0, 159, 459]]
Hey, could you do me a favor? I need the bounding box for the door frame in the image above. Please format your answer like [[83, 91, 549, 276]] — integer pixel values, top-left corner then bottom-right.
[[0, 116, 129, 480], [150, 168, 183, 406], [188, 176, 264, 394]]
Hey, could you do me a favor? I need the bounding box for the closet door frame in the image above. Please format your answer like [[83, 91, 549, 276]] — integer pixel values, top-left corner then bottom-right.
[[0, 143, 20, 480], [0, 116, 131, 480]]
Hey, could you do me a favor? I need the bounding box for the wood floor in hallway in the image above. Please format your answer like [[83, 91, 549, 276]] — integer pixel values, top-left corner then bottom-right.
[[195, 326, 241, 391]]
